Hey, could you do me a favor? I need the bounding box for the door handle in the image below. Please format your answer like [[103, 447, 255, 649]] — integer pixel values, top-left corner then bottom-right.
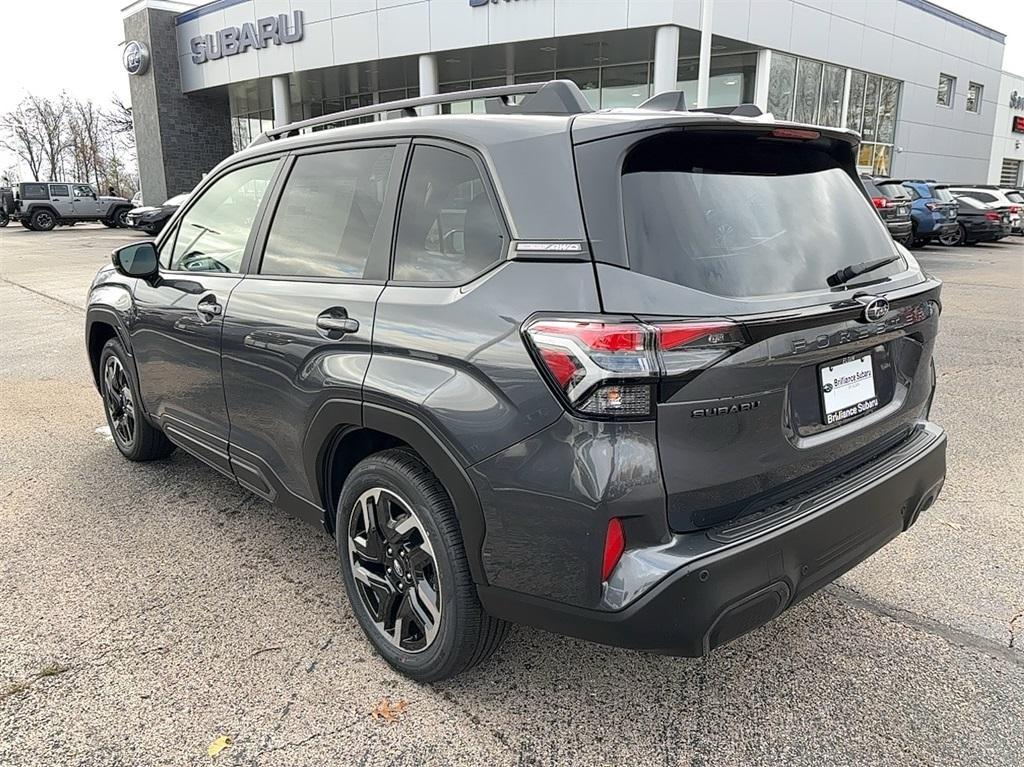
[[196, 294, 223, 322], [316, 308, 359, 336]]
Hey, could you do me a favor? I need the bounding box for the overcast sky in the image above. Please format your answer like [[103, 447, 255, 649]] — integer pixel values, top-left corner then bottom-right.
[[1, 0, 1022, 176]]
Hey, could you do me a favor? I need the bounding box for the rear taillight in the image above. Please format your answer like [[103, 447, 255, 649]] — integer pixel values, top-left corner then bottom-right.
[[925, 202, 937, 211], [871, 197, 889, 209], [1010, 206, 1019, 214], [523, 317, 745, 418], [985, 211, 1000, 221]]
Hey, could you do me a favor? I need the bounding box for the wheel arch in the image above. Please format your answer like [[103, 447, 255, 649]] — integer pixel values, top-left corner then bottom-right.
[[86, 307, 133, 392], [28, 205, 59, 222], [305, 400, 489, 586]]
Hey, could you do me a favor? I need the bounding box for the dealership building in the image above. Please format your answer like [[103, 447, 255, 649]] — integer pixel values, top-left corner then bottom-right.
[[121, 0, 1018, 204]]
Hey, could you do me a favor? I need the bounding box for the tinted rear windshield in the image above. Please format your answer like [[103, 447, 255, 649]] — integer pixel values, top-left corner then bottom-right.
[[930, 186, 955, 202], [1006, 191, 1024, 203], [875, 181, 911, 200], [621, 133, 903, 298]]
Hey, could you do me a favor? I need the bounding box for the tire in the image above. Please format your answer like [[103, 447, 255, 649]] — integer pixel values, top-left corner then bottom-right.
[[99, 338, 175, 461], [0, 211, 8, 227], [20, 219, 31, 229], [29, 209, 56, 231], [337, 448, 508, 682], [100, 220, 117, 228], [112, 207, 130, 227]]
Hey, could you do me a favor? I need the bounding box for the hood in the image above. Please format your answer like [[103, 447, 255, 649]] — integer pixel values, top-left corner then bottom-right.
[[130, 205, 160, 215], [100, 195, 129, 204]]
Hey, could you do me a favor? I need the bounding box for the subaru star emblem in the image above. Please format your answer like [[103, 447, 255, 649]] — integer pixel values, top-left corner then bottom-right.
[[860, 297, 890, 323]]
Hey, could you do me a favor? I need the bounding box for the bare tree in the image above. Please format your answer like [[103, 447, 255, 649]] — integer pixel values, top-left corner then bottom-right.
[[107, 95, 134, 136], [26, 93, 71, 180], [0, 101, 45, 180]]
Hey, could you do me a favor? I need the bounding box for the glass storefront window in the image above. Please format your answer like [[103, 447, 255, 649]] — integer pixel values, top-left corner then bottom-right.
[[861, 74, 880, 142], [599, 63, 650, 108], [820, 65, 845, 127], [793, 58, 823, 124], [877, 78, 900, 143], [767, 52, 797, 120], [846, 71, 866, 133]]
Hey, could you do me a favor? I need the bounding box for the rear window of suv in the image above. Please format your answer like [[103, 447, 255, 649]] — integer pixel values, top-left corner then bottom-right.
[[621, 132, 903, 298], [874, 181, 911, 200], [929, 186, 955, 202]]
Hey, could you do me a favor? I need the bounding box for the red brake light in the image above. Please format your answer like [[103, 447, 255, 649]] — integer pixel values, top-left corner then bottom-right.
[[768, 128, 820, 140], [601, 518, 625, 581], [523, 318, 746, 418], [871, 197, 889, 209], [1010, 206, 1019, 214], [985, 211, 1000, 221]]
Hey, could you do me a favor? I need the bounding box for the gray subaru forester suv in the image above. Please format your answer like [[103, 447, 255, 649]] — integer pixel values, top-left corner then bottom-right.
[[86, 81, 946, 681]]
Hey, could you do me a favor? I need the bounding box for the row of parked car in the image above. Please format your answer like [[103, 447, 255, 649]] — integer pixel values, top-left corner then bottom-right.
[[862, 177, 1022, 247]]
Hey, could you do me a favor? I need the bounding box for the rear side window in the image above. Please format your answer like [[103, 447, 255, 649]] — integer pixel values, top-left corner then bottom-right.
[[49, 184, 69, 197], [904, 185, 920, 200], [20, 183, 48, 200], [621, 133, 902, 298], [167, 161, 276, 273], [261, 147, 394, 279], [393, 145, 504, 283], [959, 190, 996, 203]]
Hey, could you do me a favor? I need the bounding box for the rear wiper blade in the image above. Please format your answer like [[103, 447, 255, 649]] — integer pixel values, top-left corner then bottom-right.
[[827, 255, 900, 287]]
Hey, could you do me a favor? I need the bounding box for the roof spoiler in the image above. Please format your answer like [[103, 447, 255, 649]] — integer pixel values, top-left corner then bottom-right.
[[250, 80, 593, 145], [638, 90, 763, 117]]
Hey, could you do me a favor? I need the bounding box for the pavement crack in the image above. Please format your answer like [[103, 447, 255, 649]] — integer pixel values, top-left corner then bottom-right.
[[830, 584, 1024, 667], [1009, 611, 1023, 649], [0, 277, 86, 313], [0, 663, 71, 703]]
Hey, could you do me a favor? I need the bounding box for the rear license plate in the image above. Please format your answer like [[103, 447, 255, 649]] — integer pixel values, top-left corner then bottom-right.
[[897, 205, 909, 216], [819, 353, 878, 425]]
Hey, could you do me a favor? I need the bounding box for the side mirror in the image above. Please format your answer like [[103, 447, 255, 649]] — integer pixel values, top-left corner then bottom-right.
[[112, 242, 159, 280]]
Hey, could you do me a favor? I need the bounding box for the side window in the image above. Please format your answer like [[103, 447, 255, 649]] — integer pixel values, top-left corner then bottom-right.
[[260, 146, 394, 278], [49, 184, 70, 197], [169, 161, 276, 273], [393, 145, 504, 283], [72, 184, 94, 198], [905, 186, 920, 200]]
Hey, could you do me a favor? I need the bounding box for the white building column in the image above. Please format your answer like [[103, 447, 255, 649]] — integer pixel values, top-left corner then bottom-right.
[[652, 25, 680, 97], [697, 0, 715, 107], [419, 53, 439, 115], [272, 75, 291, 128], [754, 49, 772, 112]]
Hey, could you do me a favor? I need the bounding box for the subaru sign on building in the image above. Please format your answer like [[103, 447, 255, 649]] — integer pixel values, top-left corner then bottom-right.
[[122, 0, 1012, 204]]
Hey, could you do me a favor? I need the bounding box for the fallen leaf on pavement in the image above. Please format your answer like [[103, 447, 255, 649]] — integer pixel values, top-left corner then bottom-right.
[[208, 735, 232, 758], [941, 520, 963, 531], [371, 697, 409, 723]]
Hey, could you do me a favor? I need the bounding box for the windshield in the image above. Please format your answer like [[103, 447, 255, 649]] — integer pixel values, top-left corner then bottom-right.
[[621, 134, 903, 298]]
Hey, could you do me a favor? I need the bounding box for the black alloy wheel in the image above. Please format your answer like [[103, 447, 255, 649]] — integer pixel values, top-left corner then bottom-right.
[[30, 209, 55, 231], [347, 487, 442, 653]]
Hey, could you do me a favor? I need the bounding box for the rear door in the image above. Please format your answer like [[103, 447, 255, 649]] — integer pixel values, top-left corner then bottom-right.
[[47, 184, 73, 218], [574, 124, 941, 532], [220, 142, 404, 523]]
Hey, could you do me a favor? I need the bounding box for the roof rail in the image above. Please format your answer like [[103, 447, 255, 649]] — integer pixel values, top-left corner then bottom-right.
[[637, 91, 763, 117], [250, 80, 593, 146]]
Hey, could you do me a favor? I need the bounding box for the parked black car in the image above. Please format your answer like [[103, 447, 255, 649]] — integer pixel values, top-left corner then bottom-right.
[[861, 174, 913, 247], [126, 193, 189, 236], [940, 195, 1009, 245], [85, 81, 946, 681]]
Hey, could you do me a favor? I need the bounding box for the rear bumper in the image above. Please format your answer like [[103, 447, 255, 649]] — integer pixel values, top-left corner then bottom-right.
[[479, 422, 946, 656], [885, 220, 913, 239]]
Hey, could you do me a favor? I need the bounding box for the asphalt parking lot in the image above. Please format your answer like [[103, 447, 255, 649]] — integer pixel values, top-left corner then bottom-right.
[[1, 224, 1022, 766]]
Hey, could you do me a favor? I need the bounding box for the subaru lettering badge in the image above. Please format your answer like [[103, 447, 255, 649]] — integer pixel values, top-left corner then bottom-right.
[[860, 297, 890, 323], [123, 41, 149, 76]]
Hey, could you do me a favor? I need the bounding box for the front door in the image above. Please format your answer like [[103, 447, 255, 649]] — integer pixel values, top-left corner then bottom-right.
[[130, 159, 280, 475], [47, 184, 74, 218], [221, 143, 403, 523], [72, 184, 102, 218]]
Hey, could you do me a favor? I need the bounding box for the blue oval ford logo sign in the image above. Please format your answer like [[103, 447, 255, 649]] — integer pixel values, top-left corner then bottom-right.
[[862, 297, 890, 322], [123, 41, 149, 76]]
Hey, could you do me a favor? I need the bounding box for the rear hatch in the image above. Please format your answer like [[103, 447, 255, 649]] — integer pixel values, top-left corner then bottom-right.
[[572, 118, 940, 532], [870, 178, 912, 223], [928, 184, 958, 221]]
